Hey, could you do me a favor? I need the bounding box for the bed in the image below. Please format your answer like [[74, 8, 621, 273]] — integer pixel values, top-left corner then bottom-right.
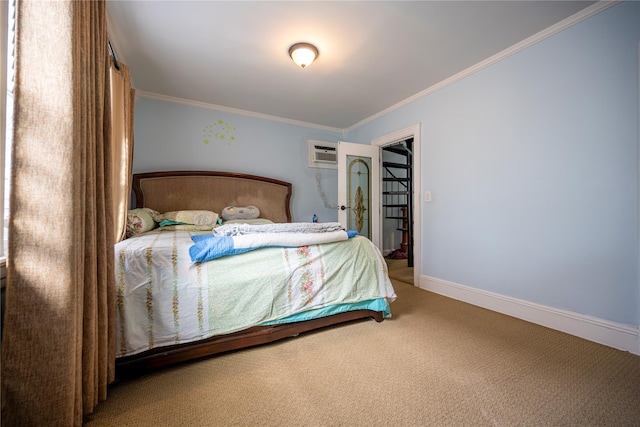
[[114, 170, 396, 376]]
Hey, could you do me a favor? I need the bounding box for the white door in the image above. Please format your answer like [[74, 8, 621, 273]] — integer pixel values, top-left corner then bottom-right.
[[337, 141, 380, 250]]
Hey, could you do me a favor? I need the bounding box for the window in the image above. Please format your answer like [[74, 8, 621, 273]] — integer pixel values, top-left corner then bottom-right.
[[1, 0, 14, 260]]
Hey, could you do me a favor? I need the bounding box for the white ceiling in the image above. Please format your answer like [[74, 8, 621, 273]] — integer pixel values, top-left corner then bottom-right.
[[106, 1, 598, 131]]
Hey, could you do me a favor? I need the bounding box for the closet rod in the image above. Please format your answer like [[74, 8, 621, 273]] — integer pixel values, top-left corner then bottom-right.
[[108, 40, 120, 71]]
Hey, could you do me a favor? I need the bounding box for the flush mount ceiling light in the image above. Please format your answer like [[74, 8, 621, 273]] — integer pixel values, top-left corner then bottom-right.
[[289, 42, 319, 69]]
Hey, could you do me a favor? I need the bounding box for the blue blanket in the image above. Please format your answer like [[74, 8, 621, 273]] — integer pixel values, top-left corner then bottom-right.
[[189, 229, 358, 262]]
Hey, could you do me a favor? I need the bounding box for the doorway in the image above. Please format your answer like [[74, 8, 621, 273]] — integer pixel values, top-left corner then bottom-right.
[[372, 124, 421, 287], [382, 139, 414, 284], [381, 138, 413, 266]]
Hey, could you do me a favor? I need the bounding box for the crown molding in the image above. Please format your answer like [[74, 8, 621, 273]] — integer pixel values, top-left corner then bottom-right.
[[346, 0, 621, 133], [135, 90, 344, 134]]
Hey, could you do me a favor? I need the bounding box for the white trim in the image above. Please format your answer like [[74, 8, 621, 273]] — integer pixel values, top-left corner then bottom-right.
[[420, 275, 640, 355], [637, 39, 640, 357], [346, 0, 620, 132], [637, 40, 640, 357], [372, 124, 421, 287], [136, 90, 344, 134]]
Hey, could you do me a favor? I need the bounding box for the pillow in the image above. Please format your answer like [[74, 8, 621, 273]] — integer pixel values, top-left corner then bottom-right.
[[156, 224, 214, 232], [126, 208, 158, 237], [221, 205, 260, 221], [154, 210, 220, 228]]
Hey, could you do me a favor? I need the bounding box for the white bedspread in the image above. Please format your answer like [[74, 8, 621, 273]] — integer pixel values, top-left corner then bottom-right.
[[212, 221, 344, 236]]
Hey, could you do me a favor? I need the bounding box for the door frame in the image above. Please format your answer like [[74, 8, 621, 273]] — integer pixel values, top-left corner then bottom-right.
[[372, 123, 421, 287]]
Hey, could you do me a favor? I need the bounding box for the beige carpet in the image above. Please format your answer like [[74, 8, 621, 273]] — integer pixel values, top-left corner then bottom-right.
[[86, 280, 640, 426], [386, 257, 414, 284]]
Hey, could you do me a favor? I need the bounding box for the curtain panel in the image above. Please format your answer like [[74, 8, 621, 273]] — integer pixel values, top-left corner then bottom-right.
[[110, 59, 134, 243], [1, 1, 117, 425]]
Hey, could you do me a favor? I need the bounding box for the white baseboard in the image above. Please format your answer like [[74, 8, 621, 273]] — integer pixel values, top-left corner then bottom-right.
[[420, 275, 640, 356]]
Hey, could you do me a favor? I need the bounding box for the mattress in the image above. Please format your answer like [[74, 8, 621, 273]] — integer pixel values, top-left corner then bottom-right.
[[115, 229, 396, 357]]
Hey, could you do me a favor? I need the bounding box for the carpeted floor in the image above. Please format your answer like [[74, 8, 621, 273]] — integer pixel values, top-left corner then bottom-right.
[[386, 257, 414, 284], [86, 278, 640, 426]]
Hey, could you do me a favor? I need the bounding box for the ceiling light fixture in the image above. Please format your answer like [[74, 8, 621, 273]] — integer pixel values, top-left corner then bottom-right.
[[289, 43, 319, 69]]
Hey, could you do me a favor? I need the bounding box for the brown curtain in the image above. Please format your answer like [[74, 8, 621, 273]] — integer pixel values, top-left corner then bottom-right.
[[110, 59, 134, 243], [1, 1, 116, 425]]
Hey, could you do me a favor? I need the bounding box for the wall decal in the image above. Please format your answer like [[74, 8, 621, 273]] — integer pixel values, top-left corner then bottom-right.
[[203, 119, 236, 145]]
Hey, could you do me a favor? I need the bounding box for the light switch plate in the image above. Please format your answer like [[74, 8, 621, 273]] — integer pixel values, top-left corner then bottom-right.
[[424, 191, 432, 202]]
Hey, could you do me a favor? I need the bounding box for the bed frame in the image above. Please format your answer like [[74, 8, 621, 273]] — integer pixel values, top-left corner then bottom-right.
[[116, 170, 384, 377]]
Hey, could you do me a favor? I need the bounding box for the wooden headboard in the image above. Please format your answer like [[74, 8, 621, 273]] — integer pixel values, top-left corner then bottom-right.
[[132, 171, 292, 223]]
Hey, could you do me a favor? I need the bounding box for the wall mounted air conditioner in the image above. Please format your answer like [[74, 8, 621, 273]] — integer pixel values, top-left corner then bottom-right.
[[308, 140, 338, 169], [313, 145, 337, 163]]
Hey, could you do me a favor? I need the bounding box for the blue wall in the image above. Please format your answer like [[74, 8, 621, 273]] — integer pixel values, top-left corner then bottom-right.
[[133, 2, 639, 326], [349, 1, 640, 326], [133, 98, 342, 223]]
